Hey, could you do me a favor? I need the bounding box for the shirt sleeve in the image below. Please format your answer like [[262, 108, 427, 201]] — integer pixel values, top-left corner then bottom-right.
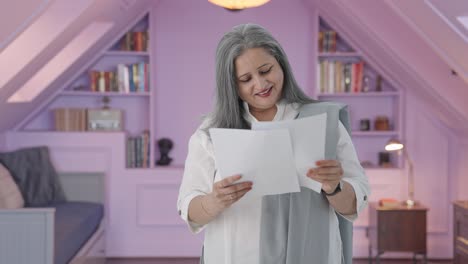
[[336, 121, 371, 222], [177, 130, 216, 233]]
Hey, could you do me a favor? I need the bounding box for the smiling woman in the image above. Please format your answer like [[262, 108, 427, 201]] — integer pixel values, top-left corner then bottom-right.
[[235, 48, 284, 121], [177, 23, 370, 264]]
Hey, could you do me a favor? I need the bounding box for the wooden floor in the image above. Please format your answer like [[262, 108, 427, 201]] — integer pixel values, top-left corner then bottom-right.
[[106, 258, 453, 264], [106, 259, 197, 264]]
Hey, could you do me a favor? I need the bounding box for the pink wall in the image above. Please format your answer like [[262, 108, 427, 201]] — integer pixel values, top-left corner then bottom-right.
[[152, 0, 314, 165]]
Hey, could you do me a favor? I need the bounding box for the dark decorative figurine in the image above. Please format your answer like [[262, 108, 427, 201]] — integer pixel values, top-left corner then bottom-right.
[[359, 119, 370, 131], [156, 138, 173, 166]]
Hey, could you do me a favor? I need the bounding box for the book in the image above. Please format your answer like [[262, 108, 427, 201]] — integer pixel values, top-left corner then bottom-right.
[[53, 108, 87, 131], [378, 198, 400, 208]]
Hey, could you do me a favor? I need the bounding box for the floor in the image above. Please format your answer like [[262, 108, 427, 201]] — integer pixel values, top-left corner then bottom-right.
[[105, 258, 453, 264], [106, 259, 197, 264]]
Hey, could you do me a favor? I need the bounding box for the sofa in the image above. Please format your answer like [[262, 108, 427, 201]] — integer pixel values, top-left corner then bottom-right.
[[0, 146, 105, 264]]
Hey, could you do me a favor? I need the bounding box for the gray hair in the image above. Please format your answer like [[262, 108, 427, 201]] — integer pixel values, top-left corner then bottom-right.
[[204, 23, 315, 132]]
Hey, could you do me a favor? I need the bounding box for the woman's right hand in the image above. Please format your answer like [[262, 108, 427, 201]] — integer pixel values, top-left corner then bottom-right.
[[202, 174, 253, 217]]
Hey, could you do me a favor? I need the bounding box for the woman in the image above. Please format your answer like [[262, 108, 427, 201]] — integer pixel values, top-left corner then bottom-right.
[[177, 23, 370, 264]]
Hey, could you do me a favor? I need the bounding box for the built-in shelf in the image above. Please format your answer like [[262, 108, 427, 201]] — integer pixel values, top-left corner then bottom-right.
[[124, 165, 184, 172], [104, 51, 149, 56], [317, 92, 399, 97], [19, 130, 127, 134], [318, 52, 361, 57], [363, 167, 401, 171], [61, 91, 150, 97], [122, 166, 185, 184], [351, 131, 399, 137], [318, 16, 403, 169]]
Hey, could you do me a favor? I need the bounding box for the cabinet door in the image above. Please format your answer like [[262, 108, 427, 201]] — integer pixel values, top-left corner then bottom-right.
[[378, 211, 426, 252], [454, 205, 468, 264], [107, 172, 203, 257], [107, 170, 204, 257], [454, 245, 468, 264]]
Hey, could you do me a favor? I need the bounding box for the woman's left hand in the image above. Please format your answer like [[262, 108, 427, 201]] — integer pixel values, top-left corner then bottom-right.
[[307, 159, 344, 194]]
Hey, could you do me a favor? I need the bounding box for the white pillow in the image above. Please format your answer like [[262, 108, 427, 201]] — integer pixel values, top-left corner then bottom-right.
[[0, 163, 25, 209]]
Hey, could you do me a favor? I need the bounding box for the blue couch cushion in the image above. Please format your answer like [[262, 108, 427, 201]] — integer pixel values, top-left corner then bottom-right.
[[52, 201, 104, 264]]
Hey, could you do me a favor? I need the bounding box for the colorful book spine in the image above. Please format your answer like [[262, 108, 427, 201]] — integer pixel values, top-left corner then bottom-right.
[[139, 62, 145, 92], [144, 63, 149, 92]]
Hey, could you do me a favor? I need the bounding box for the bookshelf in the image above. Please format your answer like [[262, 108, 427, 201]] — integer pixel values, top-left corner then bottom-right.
[[20, 13, 153, 169], [59, 91, 150, 97], [315, 17, 403, 169]]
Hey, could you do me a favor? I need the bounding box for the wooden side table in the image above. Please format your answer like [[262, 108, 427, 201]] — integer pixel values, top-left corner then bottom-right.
[[367, 202, 428, 264], [453, 201, 468, 264]]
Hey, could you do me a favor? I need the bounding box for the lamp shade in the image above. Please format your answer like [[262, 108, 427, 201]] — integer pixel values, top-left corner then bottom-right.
[[208, 0, 270, 10], [385, 138, 404, 152]]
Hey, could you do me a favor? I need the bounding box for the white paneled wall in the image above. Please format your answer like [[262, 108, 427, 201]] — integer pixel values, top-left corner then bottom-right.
[[405, 93, 454, 258], [452, 137, 468, 201]]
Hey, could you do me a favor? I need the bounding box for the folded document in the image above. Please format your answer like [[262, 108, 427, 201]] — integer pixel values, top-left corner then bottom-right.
[[209, 113, 327, 197]]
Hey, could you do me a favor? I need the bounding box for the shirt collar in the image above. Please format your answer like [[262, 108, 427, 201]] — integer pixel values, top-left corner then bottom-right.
[[242, 99, 287, 124]]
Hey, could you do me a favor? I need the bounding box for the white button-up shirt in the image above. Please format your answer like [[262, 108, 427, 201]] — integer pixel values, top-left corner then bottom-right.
[[177, 100, 370, 264]]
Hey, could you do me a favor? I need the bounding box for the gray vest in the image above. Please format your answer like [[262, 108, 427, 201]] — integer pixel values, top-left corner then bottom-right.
[[201, 102, 353, 264]]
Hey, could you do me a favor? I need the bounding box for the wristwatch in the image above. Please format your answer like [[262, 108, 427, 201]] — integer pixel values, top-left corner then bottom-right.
[[322, 181, 343, 196]]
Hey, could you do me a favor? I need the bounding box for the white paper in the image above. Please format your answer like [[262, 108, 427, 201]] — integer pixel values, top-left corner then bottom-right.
[[209, 128, 300, 198], [252, 113, 327, 193]]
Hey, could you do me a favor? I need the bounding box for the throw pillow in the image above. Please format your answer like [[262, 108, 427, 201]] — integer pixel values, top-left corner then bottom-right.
[[0, 146, 67, 207], [0, 163, 25, 209]]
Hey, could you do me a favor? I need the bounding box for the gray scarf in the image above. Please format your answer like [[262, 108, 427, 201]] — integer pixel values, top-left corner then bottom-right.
[[258, 102, 353, 264]]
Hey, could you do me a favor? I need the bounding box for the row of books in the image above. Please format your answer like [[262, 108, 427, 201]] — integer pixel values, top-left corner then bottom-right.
[[317, 60, 365, 94], [318, 30, 338, 53], [118, 31, 149, 52], [126, 130, 150, 168], [89, 62, 150, 93], [53, 108, 87, 131]]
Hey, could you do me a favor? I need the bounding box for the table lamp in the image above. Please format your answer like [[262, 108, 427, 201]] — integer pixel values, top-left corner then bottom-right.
[[385, 139, 415, 207]]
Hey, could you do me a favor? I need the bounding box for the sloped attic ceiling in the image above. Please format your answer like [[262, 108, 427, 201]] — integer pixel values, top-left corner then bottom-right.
[[0, 0, 52, 51], [306, 0, 468, 135], [0, 0, 154, 132], [386, 0, 468, 84]]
